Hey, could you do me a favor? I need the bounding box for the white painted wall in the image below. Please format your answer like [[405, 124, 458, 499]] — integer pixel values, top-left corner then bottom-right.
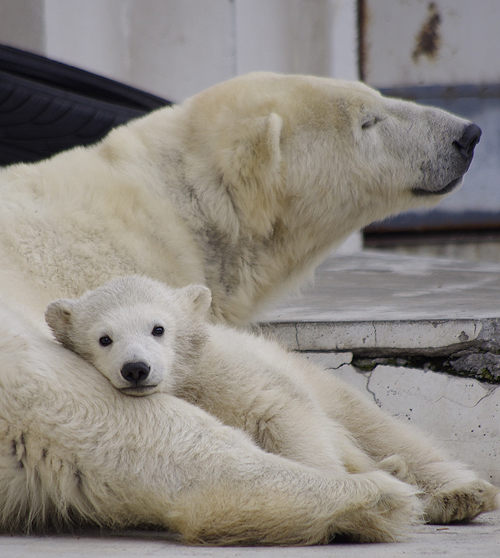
[[42, 0, 236, 102], [235, 0, 358, 80], [44, 0, 132, 85], [1, 0, 358, 103]]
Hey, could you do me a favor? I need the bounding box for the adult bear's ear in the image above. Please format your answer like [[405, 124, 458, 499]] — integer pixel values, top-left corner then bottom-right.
[[181, 285, 212, 317], [45, 299, 77, 351], [216, 113, 284, 235]]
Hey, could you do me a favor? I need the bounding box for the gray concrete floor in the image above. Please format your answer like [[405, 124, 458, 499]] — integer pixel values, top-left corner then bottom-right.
[[262, 250, 500, 323], [1, 510, 499, 557]]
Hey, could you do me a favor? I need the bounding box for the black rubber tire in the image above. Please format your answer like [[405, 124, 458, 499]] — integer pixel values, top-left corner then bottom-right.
[[0, 44, 172, 166]]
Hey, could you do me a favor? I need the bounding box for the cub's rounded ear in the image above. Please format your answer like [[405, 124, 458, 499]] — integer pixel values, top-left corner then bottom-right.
[[45, 299, 77, 351], [181, 285, 212, 316]]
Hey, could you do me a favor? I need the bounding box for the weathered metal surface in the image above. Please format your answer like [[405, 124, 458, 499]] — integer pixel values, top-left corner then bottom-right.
[[359, 1, 500, 233], [366, 84, 500, 232], [360, 0, 500, 88], [411, 1, 441, 63]]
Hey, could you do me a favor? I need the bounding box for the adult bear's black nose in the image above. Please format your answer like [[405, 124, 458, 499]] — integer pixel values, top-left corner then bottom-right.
[[121, 361, 150, 384], [453, 123, 482, 160]]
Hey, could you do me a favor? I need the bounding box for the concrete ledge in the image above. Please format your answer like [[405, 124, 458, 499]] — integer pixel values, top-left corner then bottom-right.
[[263, 251, 500, 323], [261, 251, 500, 381], [260, 251, 500, 485], [262, 319, 483, 352]]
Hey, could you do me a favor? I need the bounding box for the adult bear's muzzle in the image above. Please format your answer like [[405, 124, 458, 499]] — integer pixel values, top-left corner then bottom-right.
[[453, 123, 482, 161], [413, 122, 481, 197]]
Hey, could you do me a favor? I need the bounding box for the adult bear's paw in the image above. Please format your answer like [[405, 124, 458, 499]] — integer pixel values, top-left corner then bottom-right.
[[333, 470, 424, 543], [424, 477, 499, 523]]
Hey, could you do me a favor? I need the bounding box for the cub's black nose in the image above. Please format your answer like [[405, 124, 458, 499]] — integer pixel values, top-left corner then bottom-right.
[[121, 361, 150, 384], [454, 123, 482, 160]]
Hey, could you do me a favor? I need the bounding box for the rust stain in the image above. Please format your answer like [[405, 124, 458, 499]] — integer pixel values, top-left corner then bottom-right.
[[357, 0, 369, 81], [412, 2, 442, 62]]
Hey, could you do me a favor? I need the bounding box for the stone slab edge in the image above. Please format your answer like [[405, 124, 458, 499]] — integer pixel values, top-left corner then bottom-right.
[[260, 317, 500, 382]]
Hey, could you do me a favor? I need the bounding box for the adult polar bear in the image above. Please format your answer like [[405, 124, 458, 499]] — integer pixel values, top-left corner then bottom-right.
[[0, 72, 494, 544]]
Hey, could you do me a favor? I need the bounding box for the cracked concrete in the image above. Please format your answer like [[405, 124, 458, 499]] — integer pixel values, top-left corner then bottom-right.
[[268, 319, 484, 353], [260, 251, 500, 485], [261, 251, 500, 381], [300, 353, 500, 485], [264, 318, 500, 381]]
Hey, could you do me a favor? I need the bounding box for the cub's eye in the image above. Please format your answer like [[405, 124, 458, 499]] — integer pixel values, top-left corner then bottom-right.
[[99, 335, 113, 347], [152, 325, 164, 337]]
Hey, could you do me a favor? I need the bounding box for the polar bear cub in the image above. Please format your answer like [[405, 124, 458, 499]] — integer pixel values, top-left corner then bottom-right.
[[45, 275, 373, 476], [44, 275, 500, 525]]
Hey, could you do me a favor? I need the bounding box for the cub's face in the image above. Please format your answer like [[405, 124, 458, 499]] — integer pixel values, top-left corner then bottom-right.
[[77, 303, 178, 395], [45, 277, 213, 397]]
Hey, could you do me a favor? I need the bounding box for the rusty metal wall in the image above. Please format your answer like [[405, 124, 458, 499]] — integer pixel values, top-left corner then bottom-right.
[[360, 0, 500, 88], [360, 1, 500, 234]]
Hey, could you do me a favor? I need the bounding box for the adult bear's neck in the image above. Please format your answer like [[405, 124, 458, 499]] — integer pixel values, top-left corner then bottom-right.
[[134, 112, 359, 327], [180, 190, 349, 327]]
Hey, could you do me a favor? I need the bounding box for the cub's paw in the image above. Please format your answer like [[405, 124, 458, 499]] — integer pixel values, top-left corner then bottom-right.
[[424, 478, 499, 524]]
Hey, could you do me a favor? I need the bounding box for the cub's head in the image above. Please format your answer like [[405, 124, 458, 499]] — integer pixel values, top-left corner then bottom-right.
[[45, 276, 211, 396]]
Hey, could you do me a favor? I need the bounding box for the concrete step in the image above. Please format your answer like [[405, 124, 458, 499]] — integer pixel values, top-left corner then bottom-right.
[[260, 251, 500, 486], [262, 250, 500, 380]]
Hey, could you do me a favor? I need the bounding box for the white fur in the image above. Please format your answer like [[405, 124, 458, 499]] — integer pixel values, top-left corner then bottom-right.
[[0, 72, 496, 544], [45, 276, 373, 477], [46, 275, 499, 540], [0, 72, 477, 327]]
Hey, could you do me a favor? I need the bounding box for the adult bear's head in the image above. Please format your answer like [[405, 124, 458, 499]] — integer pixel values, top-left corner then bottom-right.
[[120, 72, 480, 323], [181, 72, 479, 244]]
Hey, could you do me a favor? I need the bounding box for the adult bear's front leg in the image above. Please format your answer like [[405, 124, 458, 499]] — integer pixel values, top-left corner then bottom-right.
[[303, 366, 500, 523]]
